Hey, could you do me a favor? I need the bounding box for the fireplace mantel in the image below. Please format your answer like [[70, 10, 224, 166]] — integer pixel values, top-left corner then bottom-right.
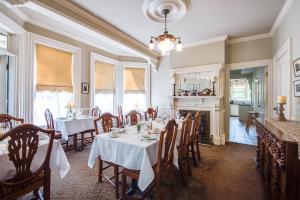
[[169, 63, 225, 145]]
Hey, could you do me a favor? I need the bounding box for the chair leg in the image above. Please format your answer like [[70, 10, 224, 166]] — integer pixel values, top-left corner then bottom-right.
[[121, 173, 126, 199], [191, 142, 197, 167], [155, 176, 161, 200], [196, 140, 201, 161], [114, 165, 119, 199], [81, 132, 84, 150], [44, 171, 51, 200], [98, 158, 103, 183], [186, 151, 192, 176], [91, 131, 94, 140], [73, 134, 78, 152], [178, 157, 186, 186]]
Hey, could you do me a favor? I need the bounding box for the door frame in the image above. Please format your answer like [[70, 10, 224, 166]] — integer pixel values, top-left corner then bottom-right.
[[272, 38, 292, 119]]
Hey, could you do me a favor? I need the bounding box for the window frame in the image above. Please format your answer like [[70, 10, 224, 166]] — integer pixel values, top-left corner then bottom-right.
[[29, 33, 81, 122], [90, 52, 150, 115]]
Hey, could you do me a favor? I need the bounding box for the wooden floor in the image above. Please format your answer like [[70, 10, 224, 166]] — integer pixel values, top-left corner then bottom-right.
[[229, 116, 257, 145]]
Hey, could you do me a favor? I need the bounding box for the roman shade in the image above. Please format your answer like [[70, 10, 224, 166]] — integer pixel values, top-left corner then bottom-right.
[[95, 61, 115, 92], [124, 67, 145, 93], [36, 44, 73, 92]]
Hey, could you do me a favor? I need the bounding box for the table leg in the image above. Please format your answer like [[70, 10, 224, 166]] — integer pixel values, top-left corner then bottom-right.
[[73, 133, 78, 152]]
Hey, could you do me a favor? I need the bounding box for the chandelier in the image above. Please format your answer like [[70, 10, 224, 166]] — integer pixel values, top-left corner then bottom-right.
[[148, 9, 182, 54]]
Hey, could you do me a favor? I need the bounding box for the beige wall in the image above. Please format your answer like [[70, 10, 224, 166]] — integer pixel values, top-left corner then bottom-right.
[[24, 23, 146, 110], [272, 0, 300, 120], [226, 38, 272, 64], [170, 41, 225, 68]]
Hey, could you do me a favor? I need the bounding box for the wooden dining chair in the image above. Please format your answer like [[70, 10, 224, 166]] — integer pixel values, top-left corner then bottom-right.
[[189, 111, 202, 166], [121, 119, 178, 200], [91, 106, 101, 117], [125, 110, 142, 126], [0, 124, 55, 200], [144, 107, 158, 120], [0, 114, 24, 130], [94, 112, 120, 198], [44, 109, 63, 140], [118, 105, 124, 128], [177, 113, 193, 185]]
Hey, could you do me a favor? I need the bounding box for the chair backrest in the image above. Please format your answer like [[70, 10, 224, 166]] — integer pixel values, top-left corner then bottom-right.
[[118, 105, 124, 127], [0, 114, 24, 130], [91, 106, 101, 117], [125, 110, 142, 126], [94, 112, 119, 134], [191, 111, 202, 140], [145, 107, 157, 120], [179, 113, 193, 149], [0, 124, 54, 184], [44, 109, 54, 129], [156, 119, 178, 174]]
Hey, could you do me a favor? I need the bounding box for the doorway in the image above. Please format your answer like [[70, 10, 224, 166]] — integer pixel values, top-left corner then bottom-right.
[[229, 66, 268, 145]]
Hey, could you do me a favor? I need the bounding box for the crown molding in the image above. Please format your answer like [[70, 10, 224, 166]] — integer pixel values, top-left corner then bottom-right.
[[270, 0, 294, 35], [183, 35, 228, 48], [227, 33, 272, 45], [0, 10, 25, 34]]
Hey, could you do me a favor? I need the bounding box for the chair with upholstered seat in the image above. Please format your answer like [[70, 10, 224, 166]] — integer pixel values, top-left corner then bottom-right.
[[0, 124, 55, 200], [94, 112, 120, 198], [125, 110, 142, 126], [189, 111, 202, 166], [121, 119, 178, 200], [144, 107, 158, 121], [44, 109, 63, 140], [0, 114, 24, 130], [177, 113, 193, 185], [91, 106, 101, 117]]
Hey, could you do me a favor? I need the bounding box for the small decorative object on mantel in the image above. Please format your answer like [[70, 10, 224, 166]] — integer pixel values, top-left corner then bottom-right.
[[276, 96, 287, 121], [294, 80, 300, 97], [198, 88, 212, 96], [293, 58, 300, 77], [82, 83, 89, 94], [212, 81, 216, 96]]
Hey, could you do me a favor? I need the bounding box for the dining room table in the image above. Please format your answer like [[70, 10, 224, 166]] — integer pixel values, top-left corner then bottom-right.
[[88, 119, 183, 192], [0, 131, 70, 182], [54, 116, 95, 151]]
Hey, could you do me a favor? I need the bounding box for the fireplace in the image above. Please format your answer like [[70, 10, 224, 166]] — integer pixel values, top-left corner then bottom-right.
[[179, 110, 212, 145]]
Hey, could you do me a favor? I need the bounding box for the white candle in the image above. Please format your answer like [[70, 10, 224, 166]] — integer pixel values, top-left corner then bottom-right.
[[277, 96, 286, 104]]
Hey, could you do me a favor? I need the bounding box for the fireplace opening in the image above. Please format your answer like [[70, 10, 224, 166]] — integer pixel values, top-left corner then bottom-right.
[[179, 110, 212, 145]]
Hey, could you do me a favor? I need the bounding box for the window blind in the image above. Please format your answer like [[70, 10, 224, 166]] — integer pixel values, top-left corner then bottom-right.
[[35, 44, 73, 92], [124, 67, 145, 93], [95, 61, 115, 93]]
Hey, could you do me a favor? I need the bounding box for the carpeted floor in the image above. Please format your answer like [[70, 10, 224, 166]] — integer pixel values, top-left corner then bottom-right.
[[48, 142, 268, 200]]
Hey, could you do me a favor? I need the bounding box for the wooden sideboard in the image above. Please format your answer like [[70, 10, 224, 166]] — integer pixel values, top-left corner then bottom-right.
[[255, 118, 300, 200]]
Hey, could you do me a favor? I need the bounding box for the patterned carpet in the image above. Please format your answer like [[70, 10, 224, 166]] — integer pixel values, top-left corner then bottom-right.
[[46, 142, 268, 200]]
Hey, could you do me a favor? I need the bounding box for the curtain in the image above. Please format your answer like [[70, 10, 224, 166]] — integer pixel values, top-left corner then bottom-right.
[[124, 67, 145, 93], [35, 44, 73, 92]]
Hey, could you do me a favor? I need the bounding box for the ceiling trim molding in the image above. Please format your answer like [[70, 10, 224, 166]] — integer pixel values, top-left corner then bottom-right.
[[227, 33, 271, 45], [270, 0, 294, 35], [25, 19, 132, 57], [0, 11, 25, 34], [31, 0, 159, 60], [183, 35, 228, 48]]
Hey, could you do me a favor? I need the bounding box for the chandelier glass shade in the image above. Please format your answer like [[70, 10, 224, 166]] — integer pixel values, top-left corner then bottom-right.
[[148, 9, 182, 54]]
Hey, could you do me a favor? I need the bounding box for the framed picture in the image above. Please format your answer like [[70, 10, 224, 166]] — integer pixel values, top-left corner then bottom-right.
[[294, 80, 300, 97], [81, 83, 89, 94], [293, 58, 300, 77]]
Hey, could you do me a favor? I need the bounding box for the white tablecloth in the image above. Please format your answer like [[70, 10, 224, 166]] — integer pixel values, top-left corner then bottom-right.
[[55, 117, 95, 140], [88, 125, 181, 191], [0, 136, 70, 181]]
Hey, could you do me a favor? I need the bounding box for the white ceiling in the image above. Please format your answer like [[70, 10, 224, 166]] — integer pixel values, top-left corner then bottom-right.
[[72, 0, 286, 45]]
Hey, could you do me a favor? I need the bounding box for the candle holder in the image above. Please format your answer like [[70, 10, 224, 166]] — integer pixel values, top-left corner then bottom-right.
[[212, 81, 216, 96], [277, 103, 287, 121], [173, 83, 176, 96]]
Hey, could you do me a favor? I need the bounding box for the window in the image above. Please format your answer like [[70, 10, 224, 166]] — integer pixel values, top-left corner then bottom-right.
[[94, 61, 115, 113], [230, 79, 251, 104], [123, 67, 146, 112], [33, 44, 73, 125]]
